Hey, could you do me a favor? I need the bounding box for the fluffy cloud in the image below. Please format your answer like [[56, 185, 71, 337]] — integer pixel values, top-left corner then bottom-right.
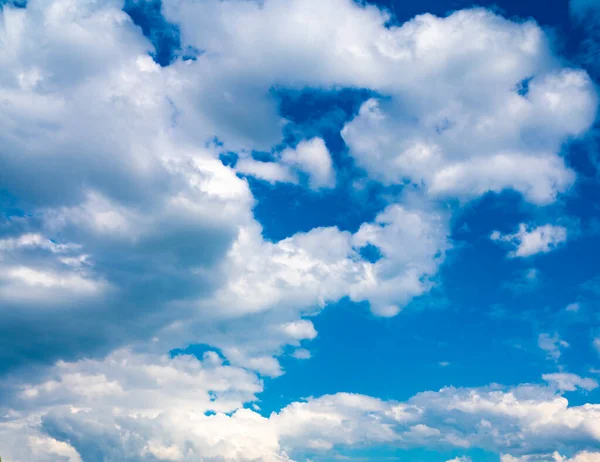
[[237, 138, 336, 190], [491, 224, 568, 257], [280, 138, 336, 189], [0, 0, 599, 460], [164, 0, 597, 204], [0, 0, 594, 372], [0, 0, 257, 371], [542, 373, 599, 392], [0, 0, 465, 375], [336, 24, 596, 204], [2, 366, 600, 461], [0, 349, 278, 462], [350, 202, 449, 316], [192, 202, 449, 327]]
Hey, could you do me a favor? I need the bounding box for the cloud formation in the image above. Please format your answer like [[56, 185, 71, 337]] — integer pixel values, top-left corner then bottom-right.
[[491, 224, 568, 258], [0, 0, 598, 460], [2, 362, 600, 461]]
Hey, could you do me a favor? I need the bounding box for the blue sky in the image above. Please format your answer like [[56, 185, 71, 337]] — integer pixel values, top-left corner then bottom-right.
[[1, 0, 600, 461]]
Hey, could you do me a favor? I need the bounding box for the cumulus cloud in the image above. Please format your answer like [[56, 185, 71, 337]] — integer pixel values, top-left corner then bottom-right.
[[349, 202, 450, 316], [2, 365, 600, 461], [491, 224, 568, 258], [280, 138, 336, 189], [190, 202, 449, 329], [0, 0, 593, 371], [542, 373, 599, 392], [0, 0, 599, 460], [236, 138, 336, 189], [336, 23, 596, 204], [0, 349, 276, 462], [162, 0, 598, 204], [0, 0, 465, 374]]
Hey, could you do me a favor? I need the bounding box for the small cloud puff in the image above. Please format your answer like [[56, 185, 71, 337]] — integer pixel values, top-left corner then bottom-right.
[[491, 223, 568, 258]]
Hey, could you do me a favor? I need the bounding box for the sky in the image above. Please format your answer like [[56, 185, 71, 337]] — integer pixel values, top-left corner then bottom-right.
[[0, 0, 600, 461]]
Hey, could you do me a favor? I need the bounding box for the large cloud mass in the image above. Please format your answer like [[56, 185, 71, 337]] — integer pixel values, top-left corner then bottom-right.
[[0, 0, 598, 460], [1, 358, 600, 461]]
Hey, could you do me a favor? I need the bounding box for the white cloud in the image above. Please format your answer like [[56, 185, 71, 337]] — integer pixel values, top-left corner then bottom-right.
[[197, 202, 449, 325], [163, 0, 598, 204], [277, 320, 318, 341], [0, 0, 598, 461], [491, 224, 568, 257], [235, 157, 298, 185], [280, 138, 336, 189], [0, 0, 594, 374], [3, 366, 600, 461], [559, 453, 600, 462], [0, 0, 467, 373], [542, 373, 599, 392], [0, 349, 279, 462], [0, 427, 82, 462], [425, 153, 576, 204], [446, 457, 472, 462], [291, 348, 311, 360], [350, 202, 450, 316], [337, 38, 596, 204], [0, 233, 75, 253], [236, 138, 335, 190], [273, 393, 402, 451], [539, 333, 570, 362]]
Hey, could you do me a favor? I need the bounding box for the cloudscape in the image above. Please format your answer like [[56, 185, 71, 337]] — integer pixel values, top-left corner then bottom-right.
[[1, 0, 600, 460]]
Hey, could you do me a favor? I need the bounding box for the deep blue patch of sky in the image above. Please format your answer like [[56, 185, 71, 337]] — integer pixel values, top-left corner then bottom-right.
[[123, 0, 181, 66]]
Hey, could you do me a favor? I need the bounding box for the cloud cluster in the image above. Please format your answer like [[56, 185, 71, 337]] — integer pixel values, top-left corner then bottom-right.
[[0, 0, 456, 375], [0, 0, 598, 460], [0, 0, 594, 371], [2, 361, 600, 461], [542, 373, 599, 392], [161, 0, 598, 204], [236, 137, 336, 190], [491, 224, 568, 258]]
